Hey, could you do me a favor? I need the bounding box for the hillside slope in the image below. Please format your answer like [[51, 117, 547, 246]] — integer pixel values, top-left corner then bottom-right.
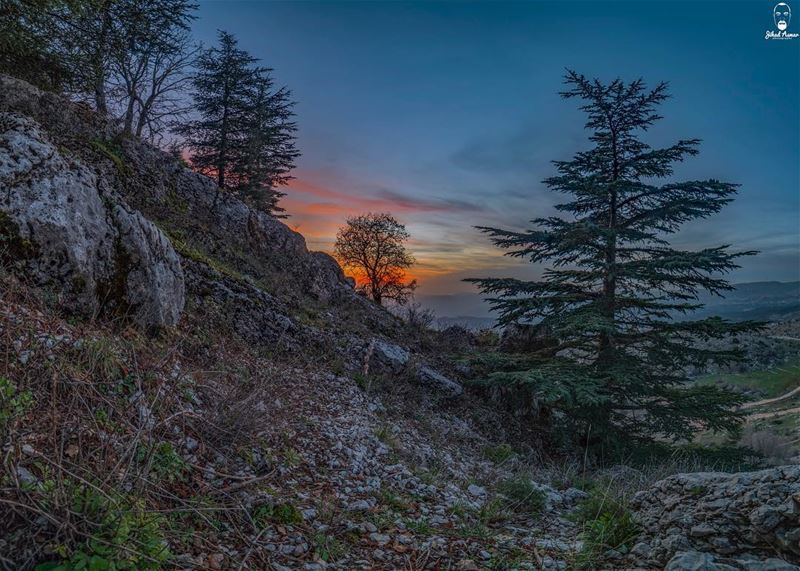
[[1, 76, 799, 570]]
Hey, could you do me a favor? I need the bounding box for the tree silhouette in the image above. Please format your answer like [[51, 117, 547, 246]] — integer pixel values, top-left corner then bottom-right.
[[335, 213, 417, 306]]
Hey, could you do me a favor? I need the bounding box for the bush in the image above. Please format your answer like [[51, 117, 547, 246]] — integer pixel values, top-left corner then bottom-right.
[[252, 502, 303, 528], [137, 441, 187, 483], [570, 487, 640, 568], [496, 475, 546, 515], [403, 302, 435, 332], [738, 426, 794, 462], [481, 443, 516, 464]]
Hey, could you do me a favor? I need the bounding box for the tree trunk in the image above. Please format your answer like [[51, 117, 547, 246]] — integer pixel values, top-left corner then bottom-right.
[[598, 123, 619, 365]]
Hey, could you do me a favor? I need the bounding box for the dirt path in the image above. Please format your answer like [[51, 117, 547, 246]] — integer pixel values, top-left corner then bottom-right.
[[748, 406, 800, 420], [742, 383, 800, 409]]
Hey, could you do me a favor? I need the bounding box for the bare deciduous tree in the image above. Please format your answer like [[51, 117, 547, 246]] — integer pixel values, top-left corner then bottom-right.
[[334, 213, 417, 306], [111, 32, 199, 142]]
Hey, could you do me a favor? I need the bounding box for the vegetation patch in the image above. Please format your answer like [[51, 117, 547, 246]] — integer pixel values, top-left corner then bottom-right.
[[253, 502, 304, 528], [138, 441, 188, 484], [481, 443, 516, 464], [0, 375, 33, 434], [570, 487, 640, 568], [35, 485, 171, 571], [696, 359, 800, 399], [496, 475, 546, 515], [90, 138, 131, 175]]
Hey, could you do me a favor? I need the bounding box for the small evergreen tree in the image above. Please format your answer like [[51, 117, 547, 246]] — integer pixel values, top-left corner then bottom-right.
[[468, 71, 761, 448], [176, 31, 256, 191], [236, 69, 299, 217], [0, 0, 77, 90], [177, 31, 299, 215]]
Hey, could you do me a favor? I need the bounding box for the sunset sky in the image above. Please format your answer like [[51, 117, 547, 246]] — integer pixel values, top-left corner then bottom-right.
[[193, 1, 799, 316]]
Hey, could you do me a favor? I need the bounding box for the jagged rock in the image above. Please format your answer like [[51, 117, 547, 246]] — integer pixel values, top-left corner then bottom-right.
[[117, 137, 353, 303], [666, 551, 738, 571], [0, 112, 184, 329], [366, 339, 463, 397], [182, 258, 300, 346], [370, 339, 411, 372], [631, 465, 800, 564], [416, 365, 463, 397], [110, 203, 184, 327]]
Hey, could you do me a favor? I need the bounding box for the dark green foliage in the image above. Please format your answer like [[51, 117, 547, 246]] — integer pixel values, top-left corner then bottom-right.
[[176, 31, 256, 190], [468, 71, 762, 447], [496, 475, 546, 514], [481, 443, 516, 464], [0, 0, 76, 90], [236, 72, 299, 217], [571, 487, 639, 567], [618, 441, 764, 472], [0, 376, 33, 434], [35, 485, 171, 570], [252, 502, 303, 527], [176, 31, 299, 215], [138, 441, 187, 483]]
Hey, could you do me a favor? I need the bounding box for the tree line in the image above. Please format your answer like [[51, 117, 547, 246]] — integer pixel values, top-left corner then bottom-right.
[[1, 0, 298, 215]]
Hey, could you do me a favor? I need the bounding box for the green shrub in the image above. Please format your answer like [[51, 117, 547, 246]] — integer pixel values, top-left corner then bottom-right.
[[496, 475, 546, 515], [252, 502, 303, 528], [571, 488, 640, 568], [35, 488, 170, 571], [477, 497, 510, 525], [404, 517, 433, 536], [481, 443, 516, 464], [376, 488, 410, 512], [137, 442, 187, 483], [313, 532, 347, 562]]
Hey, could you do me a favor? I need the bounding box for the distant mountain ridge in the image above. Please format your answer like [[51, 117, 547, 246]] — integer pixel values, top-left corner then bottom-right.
[[694, 281, 800, 322], [422, 281, 800, 325]]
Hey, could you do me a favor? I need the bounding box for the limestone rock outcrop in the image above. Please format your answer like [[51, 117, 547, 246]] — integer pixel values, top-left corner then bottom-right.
[[630, 465, 800, 567], [0, 112, 184, 329]]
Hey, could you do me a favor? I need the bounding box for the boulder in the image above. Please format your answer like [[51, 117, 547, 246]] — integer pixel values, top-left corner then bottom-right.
[[370, 339, 411, 373], [0, 112, 184, 329], [416, 365, 463, 397], [364, 339, 463, 397], [110, 203, 184, 328], [631, 465, 800, 564]]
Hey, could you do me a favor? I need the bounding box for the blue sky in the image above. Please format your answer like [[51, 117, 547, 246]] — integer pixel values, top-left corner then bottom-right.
[[193, 0, 799, 315]]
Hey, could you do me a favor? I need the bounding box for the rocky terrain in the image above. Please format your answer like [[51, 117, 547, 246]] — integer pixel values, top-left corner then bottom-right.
[[1, 75, 799, 570]]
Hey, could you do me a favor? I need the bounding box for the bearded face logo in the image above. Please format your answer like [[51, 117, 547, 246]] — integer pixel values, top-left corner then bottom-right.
[[774, 2, 792, 31]]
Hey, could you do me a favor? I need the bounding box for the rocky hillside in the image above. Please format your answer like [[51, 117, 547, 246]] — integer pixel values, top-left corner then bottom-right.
[[1, 76, 798, 570]]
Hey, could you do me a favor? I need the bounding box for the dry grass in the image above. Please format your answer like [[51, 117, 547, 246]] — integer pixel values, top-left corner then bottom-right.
[[738, 425, 794, 463], [0, 271, 315, 570]]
